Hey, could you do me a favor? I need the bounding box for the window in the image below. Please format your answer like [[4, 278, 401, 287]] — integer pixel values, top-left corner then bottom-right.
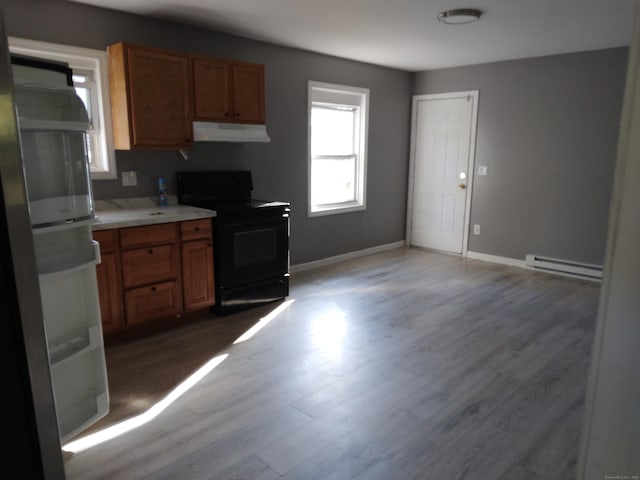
[[308, 81, 369, 216], [9, 37, 116, 179]]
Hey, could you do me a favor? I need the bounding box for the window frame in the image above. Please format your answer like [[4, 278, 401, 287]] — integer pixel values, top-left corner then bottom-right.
[[308, 81, 369, 217], [8, 37, 116, 180]]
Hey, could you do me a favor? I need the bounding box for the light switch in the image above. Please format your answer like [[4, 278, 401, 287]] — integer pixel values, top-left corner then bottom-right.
[[122, 170, 137, 187], [477, 165, 488, 176]]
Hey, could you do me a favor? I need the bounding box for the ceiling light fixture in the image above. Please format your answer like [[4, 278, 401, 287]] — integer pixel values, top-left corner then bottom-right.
[[437, 8, 482, 25]]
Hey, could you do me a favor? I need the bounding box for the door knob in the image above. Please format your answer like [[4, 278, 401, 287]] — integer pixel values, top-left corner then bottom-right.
[[458, 183, 466, 190]]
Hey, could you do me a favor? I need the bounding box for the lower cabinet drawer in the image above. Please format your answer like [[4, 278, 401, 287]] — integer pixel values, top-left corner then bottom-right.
[[120, 222, 178, 250], [124, 281, 182, 326], [180, 218, 212, 241], [121, 244, 179, 288]]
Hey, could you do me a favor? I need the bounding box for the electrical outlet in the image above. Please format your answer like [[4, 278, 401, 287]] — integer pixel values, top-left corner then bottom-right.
[[473, 224, 481, 235], [478, 165, 488, 176], [122, 170, 137, 187]]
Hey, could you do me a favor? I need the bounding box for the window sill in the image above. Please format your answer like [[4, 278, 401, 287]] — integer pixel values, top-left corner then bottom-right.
[[90, 170, 118, 181], [308, 203, 365, 217]]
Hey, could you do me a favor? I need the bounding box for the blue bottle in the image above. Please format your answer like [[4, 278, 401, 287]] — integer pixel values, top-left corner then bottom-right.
[[159, 177, 168, 207]]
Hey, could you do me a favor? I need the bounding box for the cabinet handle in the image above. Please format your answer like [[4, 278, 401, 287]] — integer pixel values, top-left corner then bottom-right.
[[235, 113, 240, 117], [195, 227, 200, 231], [225, 112, 230, 117], [151, 286, 156, 292], [148, 249, 153, 255]]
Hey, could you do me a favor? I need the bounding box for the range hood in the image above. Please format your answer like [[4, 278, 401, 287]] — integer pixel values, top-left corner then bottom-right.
[[193, 121, 271, 143]]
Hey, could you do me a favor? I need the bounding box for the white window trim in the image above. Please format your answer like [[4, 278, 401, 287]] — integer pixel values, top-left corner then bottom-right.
[[8, 37, 117, 180], [308, 81, 369, 217]]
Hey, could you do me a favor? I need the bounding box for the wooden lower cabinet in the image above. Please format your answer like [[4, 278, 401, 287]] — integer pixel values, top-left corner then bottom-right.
[[121, 243, 180, 289], [182, 239, 214, 310], [124, 281, 182, 326], [94, 230, 123, 335], [95, 251, 124, 335], [93, 218, 214, 336]]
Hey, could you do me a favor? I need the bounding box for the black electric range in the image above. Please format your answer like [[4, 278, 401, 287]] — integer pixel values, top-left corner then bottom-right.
[[177, 171, 290, 313]]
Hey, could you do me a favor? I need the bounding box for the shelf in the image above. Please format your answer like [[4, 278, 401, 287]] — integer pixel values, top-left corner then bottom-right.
[[39, 261, 102, 349], [50, 348, 109, 443], [28, 195, 94, 228], [34, 226, 98, 275], [49, 325, 103, 366], [58, 391, 109, 443]]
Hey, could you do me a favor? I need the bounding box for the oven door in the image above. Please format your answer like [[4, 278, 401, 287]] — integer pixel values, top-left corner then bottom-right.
[[215, 211, 289, 289]]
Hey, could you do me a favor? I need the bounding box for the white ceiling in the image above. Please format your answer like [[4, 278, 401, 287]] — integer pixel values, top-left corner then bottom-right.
[[69, 0, 636, 71]]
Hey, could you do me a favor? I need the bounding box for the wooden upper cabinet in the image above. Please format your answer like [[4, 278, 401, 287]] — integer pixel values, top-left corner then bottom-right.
[[192, 57, 231, 122], [108, 43, 193, 150], [232, 62, 265, 124], [192, 56, 265, 124]]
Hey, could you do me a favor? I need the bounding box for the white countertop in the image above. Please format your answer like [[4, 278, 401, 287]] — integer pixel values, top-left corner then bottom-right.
[[92, 204, 216, 231]]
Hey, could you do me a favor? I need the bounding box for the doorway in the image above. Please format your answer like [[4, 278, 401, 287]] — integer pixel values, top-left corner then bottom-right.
[[406, 91, 479, 254]]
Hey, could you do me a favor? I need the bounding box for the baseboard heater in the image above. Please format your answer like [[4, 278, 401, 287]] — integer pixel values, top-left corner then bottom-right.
[[525, 254, 603, 281]]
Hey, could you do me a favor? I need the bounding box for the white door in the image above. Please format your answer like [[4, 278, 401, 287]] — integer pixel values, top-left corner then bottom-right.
[[408, 92, 478, 254]]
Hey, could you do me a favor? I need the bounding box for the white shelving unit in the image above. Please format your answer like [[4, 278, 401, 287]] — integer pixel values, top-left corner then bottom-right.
[[35, 226, 109, 443], [13, 59, 109, 444]]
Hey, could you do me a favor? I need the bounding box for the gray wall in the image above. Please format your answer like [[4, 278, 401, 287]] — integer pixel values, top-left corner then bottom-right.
[[4, 0, 412, 265], [579, 9, 640, 477], [414, 48, 628, 265], [5, 0, 628, 267]]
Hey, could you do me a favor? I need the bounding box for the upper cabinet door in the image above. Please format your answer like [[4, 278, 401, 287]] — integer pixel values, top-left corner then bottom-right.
[[192, 56, 265, 125], [192, 57, 231, 122], [109, 43, 193, 150], [231, 62, 265, 124]]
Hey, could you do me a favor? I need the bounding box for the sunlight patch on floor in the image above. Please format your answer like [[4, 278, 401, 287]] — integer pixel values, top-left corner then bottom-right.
[[310, 306, 347, 356], [62, 353, 228, 453], [233, 299, 295, 344], [64, 300, 294, 453]]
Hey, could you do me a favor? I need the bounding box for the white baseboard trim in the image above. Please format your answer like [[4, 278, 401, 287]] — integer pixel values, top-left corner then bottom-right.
[[466, 251, 601, 282], [291, 241, 405, 274], [465, 251, 526, 268]]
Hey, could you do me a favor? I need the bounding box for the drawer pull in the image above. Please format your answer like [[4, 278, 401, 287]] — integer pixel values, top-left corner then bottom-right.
[[148, 249, 153, 255], [195, 227, 200, 231], [151, 286, 156, 292]]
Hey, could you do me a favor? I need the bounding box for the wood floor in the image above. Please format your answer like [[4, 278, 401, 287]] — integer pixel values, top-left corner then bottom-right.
[[65, 248, 600, 479]]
